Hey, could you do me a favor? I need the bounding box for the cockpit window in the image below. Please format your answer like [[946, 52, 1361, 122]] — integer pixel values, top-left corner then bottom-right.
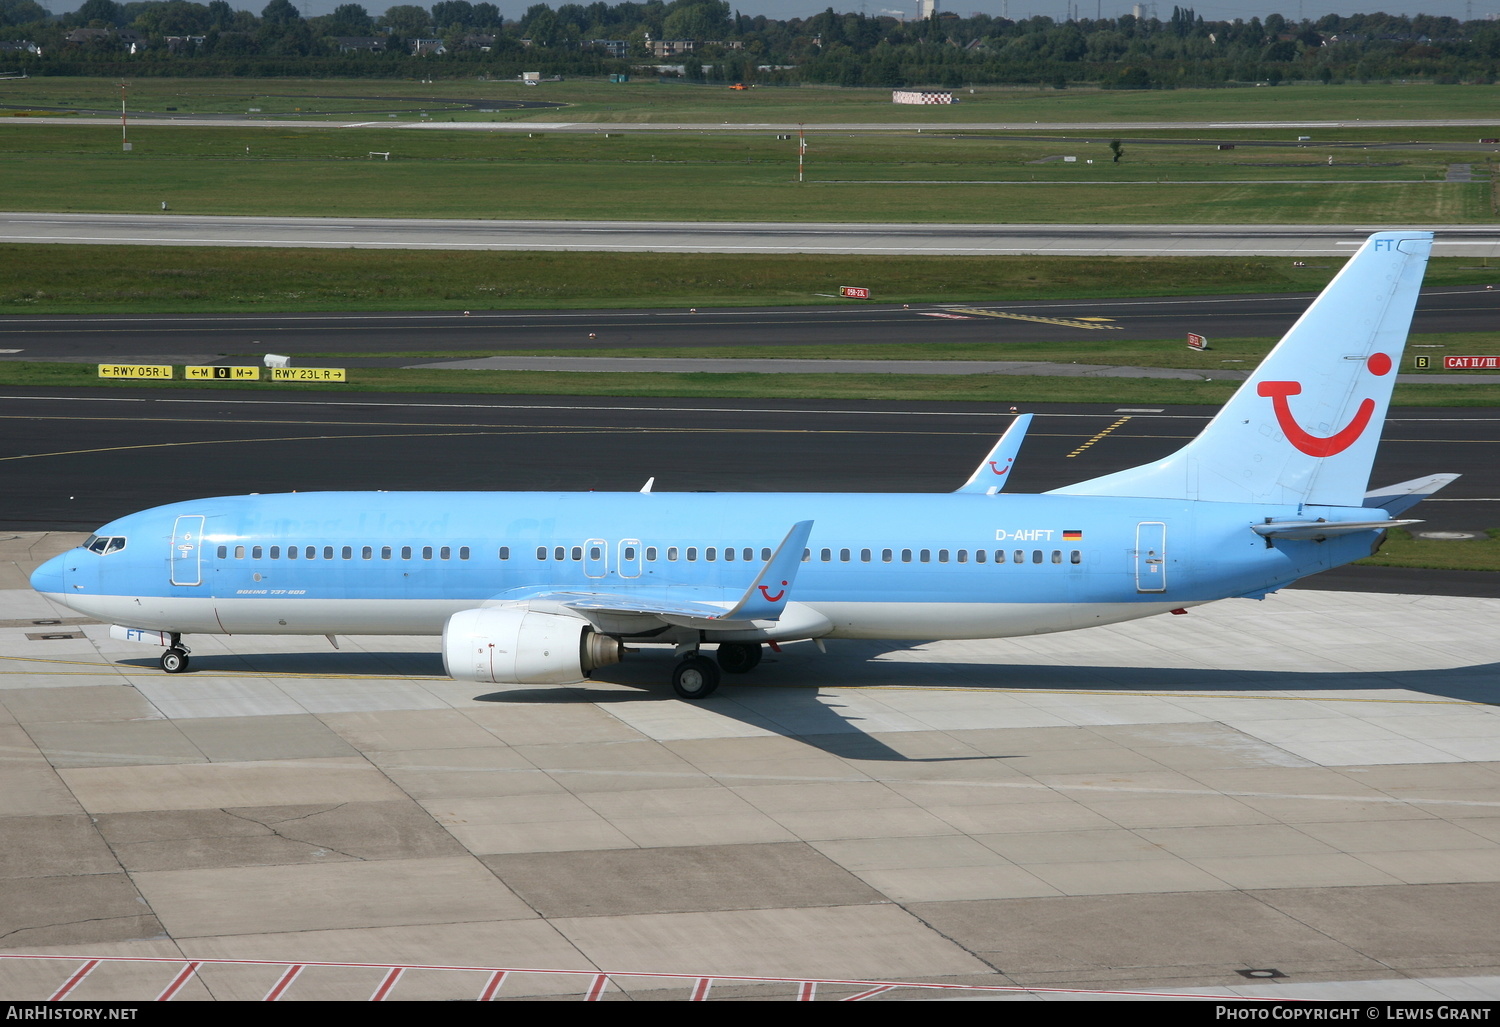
[[84, 535, 127, 554]]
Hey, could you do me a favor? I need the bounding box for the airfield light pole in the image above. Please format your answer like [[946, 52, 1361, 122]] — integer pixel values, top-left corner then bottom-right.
[[798, 123, 805, 183], [120, 82, 131, 152]]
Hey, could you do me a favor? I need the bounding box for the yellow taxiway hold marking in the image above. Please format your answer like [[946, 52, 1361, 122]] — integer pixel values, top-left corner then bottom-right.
[[1066, 415, 1132, 458], [941, 308, 1126, 330]]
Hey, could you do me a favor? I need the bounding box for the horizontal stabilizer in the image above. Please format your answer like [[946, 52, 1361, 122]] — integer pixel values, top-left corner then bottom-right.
[[955, 414, 1032, 494], [1364, 473, 1460, 517], [1252, 518, 1421, 541]]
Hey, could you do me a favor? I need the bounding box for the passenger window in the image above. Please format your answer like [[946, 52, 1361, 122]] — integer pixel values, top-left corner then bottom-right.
[[957, 550, 967, 563], [667, 547, 679, 561], [287, 546, 297, 560], [252, 546, 264, 559], [975, 550, 986, 564], [1071, 550, 1082, 564], [270, 546, 281, 559], [706, 547, 717, 562], [1052, 550, 1062, 564], [743, 548, 754, 562], [554, 547, 566, 561], [423, 546, 434, 560], [920, 549, 931, 563], [840, 549, 850, 562], [217, 545, 227, 559], [440, 547, 451, 560], [379, 547, 391, 560], [459, 547, 470, 560], [801, 549, 810, 562], [590, 545, 602, 560], [820, 548, 831, 562], [362, 546, 372, 560], [536, 547, 547, 560], [861, 549, 871, 562], [723, 547, 734, 562], [235, 545, 246, 559], [400, 546, 411, 560], [499, 547, 510, 560], [341, 546, 352, 560], [571, 546, 582, 561], [901, 549, 912, 563], [1013, 550, 1024, 564], [686, 547, 698, 561], [882, 549, 893, 563], [1032, 550, 1043, 564], [938, 549, 949, 563], [760, 548, 771, 561], [624, 546, 636, 561], [646, 547, 658, 561]]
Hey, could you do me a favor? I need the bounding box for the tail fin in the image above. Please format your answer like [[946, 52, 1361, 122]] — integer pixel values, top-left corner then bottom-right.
[[1050, 231, 1432, 507]]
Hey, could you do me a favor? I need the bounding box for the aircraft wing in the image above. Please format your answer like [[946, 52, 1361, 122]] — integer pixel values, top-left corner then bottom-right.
[[481, 521, 822, 635], [954, 414, 1032, 494]]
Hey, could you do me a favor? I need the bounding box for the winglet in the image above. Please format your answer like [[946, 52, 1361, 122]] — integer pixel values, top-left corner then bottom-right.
[[955, 414, 1032, 494], [720, 520, 814, 622]]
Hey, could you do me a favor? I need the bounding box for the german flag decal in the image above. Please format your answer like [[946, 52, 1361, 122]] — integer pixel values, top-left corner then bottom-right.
[[1063, 530, 1083, 540]]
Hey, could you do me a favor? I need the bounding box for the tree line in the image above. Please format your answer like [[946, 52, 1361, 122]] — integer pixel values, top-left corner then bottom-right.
[[2, 1, 1499, 87]]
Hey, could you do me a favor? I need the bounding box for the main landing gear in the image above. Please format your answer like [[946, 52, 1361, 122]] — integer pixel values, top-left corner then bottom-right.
[[670, 643, 765, 700], [160, 634, 190, 674]]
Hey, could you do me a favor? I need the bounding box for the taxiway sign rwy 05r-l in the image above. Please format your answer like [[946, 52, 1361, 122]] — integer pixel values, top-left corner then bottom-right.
[[31, 232, 1455, 699]]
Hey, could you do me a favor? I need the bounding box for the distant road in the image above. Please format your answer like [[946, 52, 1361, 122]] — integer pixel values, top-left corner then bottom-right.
[[4, 213, 1500, 256]]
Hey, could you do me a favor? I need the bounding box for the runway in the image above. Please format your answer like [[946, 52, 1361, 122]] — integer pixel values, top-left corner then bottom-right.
[[5, 212, 1500, 257], [4, 286, 1500, 364]]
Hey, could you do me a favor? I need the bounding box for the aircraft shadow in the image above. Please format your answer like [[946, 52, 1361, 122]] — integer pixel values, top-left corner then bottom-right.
[[120, 644, 1498, 764]]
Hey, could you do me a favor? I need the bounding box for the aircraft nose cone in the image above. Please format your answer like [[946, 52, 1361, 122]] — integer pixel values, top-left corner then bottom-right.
[[29, 553, 67, 595]]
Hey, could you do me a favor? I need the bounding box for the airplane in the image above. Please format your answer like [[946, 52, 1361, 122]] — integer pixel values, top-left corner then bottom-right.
[[30, 231, 1454, 701]]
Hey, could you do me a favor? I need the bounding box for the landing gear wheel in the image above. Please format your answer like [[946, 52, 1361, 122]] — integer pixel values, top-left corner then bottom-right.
[[672, 655, 720, 700], [160, 648, 190, 674], [716, 642, 763, 674]]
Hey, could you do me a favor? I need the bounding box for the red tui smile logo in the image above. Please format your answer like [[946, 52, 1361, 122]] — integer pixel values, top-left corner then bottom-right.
[[1258, 353, 1391, 457], [758, 581, 788, 602]]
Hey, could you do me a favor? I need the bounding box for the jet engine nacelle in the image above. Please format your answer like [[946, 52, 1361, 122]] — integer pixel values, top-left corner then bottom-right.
[[442, 607, 623, 684]]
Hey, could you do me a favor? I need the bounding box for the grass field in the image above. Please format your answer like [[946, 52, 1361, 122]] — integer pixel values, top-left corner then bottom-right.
[[1, 354, 1493, 406], [0, 120, 1491, 223], [1357, 529, 1500, 572], [4, 244, 1499, 313], [395, 333, 1500, 377], [6, 78, 1500, 126]]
